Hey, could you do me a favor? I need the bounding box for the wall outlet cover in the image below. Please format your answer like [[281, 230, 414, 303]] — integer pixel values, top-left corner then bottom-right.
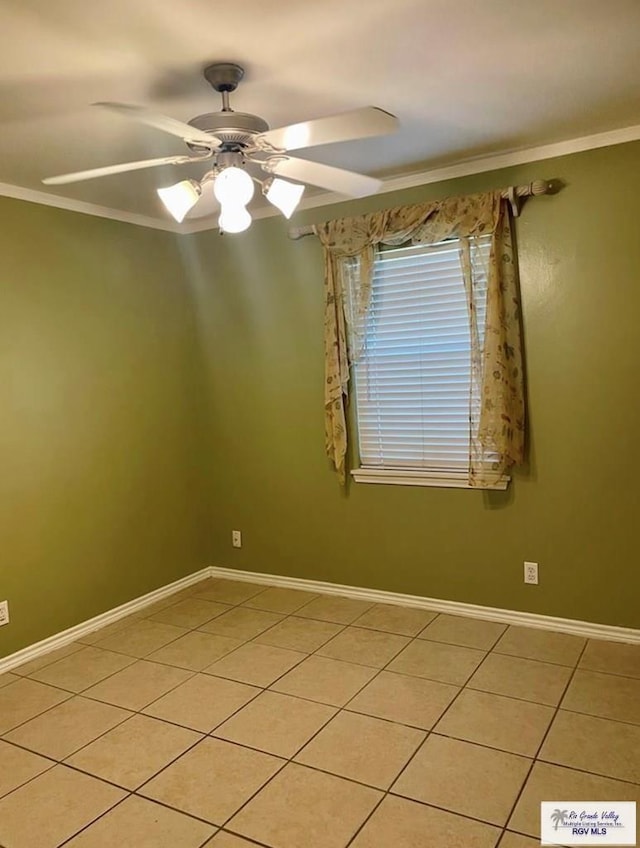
[[524, 561, 539, 585]]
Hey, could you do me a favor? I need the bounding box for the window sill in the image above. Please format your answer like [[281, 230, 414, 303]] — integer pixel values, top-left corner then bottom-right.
[[351, 467, 510, 490]]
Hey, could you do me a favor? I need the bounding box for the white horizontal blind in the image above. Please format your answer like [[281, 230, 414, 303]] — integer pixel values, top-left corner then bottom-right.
[[354, 238, 490, 472]]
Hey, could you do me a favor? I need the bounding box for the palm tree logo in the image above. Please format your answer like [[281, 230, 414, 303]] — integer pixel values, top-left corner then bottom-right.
[[550, 809, 569, 831]]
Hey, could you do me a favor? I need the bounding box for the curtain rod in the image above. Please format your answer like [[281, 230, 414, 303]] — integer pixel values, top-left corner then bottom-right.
[[288, 179, 554, 240]]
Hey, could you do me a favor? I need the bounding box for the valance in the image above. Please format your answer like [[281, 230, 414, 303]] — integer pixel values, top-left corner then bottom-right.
[[315, 189, 525, 487]]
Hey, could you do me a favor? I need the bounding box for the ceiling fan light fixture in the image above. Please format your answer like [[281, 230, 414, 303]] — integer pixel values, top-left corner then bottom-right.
[[43, 65, 398, 227], [157, 179, 201, 223], [218, 204, 252, 234], [213, 166, 254, 207], [264, 178, 305, 219]]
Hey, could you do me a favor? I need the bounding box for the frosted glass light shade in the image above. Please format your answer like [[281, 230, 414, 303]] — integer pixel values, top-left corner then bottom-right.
[[213, 167, 255, 206], [265, 178, 305, 219], [218, 204, 252, 234], [157, 180, 201, 222]]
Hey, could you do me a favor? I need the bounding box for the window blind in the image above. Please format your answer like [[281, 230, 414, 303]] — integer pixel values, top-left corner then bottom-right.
[[353, 238, 490, 472]]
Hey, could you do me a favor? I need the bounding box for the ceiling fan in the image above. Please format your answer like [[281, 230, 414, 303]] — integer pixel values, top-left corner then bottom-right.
[[42, 63, 399, 232]]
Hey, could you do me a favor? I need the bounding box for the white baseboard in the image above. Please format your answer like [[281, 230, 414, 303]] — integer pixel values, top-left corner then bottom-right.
[[210, 565, 640, 645], [0, 568, 210, 674], [2, 563, 638, 674]]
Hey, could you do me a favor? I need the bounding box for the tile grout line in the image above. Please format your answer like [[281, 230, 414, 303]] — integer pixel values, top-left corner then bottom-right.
[[355, 625, 629, 844], [205, 601, 436, 841], [340, 616, 495, 846], [5, 582, 639, 680], [343, 626, 592, 846], [2, 581, 278, 736], [2, 579, 638, 847], [3, 597, 638, 794], [340, 630, 502, 847], [48, 604, 341, 848], [129, 598, 382, 836], [57, 725, 213, 844], [1, 664, 202, 738], [0, 580, 242, 841], [0, 742, 572, 848], [0, 580, 336, 811], [5, 700, 638, 839], [54, 791, 137, 848], [107, 594, 370, 836], [145, 585, 352, 679], [7, 584, 399, 681], [10, 577, 255, 672], [7, 584, 638, 690], [498, 638, 591, 842], [97, 603, 435, 840], [0, 746, 58, 803], [9, 583, 639, 815]]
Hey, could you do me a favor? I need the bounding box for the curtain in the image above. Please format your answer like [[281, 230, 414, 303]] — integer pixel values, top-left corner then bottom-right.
[[315, 189, 525, 486]]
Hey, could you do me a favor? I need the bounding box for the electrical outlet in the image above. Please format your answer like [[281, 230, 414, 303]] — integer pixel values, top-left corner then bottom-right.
[[0, 600, 9, 626], [524, 561, 539, 585], [232, 530, 242, 548]]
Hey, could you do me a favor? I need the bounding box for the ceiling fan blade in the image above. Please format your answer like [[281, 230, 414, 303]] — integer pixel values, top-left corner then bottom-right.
[[93, 102, 220, 147], [256, 107, 398, 152], [265, 156, 382, 198], [42, 155, 200, 185]]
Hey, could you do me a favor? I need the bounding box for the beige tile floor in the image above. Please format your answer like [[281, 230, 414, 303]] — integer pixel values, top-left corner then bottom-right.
[[1, 577, 639, 847]]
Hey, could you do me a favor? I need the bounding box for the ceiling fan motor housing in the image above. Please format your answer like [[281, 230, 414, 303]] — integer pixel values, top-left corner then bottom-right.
[[186, 111, 270, 152], [188, 63, 271, 152]]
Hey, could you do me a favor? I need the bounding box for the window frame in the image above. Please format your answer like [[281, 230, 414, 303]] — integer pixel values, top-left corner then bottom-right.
[[350, 238, 509, 491]]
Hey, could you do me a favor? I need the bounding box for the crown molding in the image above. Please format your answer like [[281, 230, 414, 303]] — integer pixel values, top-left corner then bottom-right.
[[0, 181, 181, 233], [2, 122, 639, 235], [357, 122, 640, 199]]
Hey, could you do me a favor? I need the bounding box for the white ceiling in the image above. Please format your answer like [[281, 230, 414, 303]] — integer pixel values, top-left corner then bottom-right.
[[1, 0, 639, 229]]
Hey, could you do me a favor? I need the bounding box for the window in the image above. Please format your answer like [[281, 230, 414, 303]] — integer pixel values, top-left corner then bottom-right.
[[352, 236, 506, 489]]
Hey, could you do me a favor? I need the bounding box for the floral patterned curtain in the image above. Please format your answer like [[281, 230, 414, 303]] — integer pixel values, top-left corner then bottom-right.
[[315, 189, 525, 487]]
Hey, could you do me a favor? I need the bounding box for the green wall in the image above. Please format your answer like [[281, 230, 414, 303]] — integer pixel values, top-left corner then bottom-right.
[[0, 200, 210, 656], [2, 140, 638, 658], [191, 141, 640, 630]]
